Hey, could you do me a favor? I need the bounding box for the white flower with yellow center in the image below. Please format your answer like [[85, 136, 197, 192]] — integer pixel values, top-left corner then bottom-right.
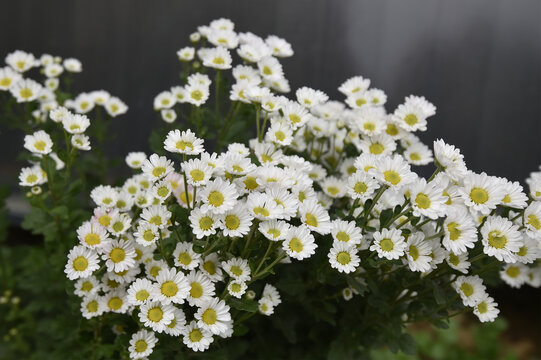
[[345, 92, 370, 109], [331, 220, 363, 246], [199, 177, 238, 214], [71, 134, 91, 151], [442, 206, 477, 254], [163, 307, 187, 336], [102, 239, 136, 272], [481, 215, 522, 263], [265, 35, 293, 57], [61, 113, 90, 134], [266, 120, 293, 146], [515, 235, 541, 264], [258, 298, 275, 316], [128, 329, 158, 360], [145, 259, 168, 279], [23, 130, 53, 155], [200, 46, 232, 70], [74, 276, 100, 298], [141, 154, 174, 181], [63, 58, 82, 72], [259, 219, 290, 241], [319, 176, 347, 199], [257, 56, 283, 81], [186, 270, 216, 307], [220, 206, 253, 237], [139, 301, 175, 333], [524, 202, 541, 239], [370, 228, 406, 260], [359, 134, 397, 157], [125, 152, 146, 169], [500, 263, 528, 288], [354, 107, 386, 136], [65, 246, 100, 280], [230, 82, 254, 103], [453, 275, 486, 306], [173, 242, 201, 270], [164, 129, 204, 155], [101, 289, 129, 314], [140, 205, 171, 229], [104, 96, 128, 117], [237, 42, 270, 63], [296, 86, 328, 109], [328, 242, 360, 273], [177, 46, 195, 61], [232, 65, 261, 85], [354, 153, 380, 174], [189, 207, 221, 239], [392, 95, 436, 132], [222, 257, 251, 282], [195, 298, 232, 336], [473, 293, 499, 323], [182, 158, 213, 187], [127, 278, 154, 306], [298, 199, 331, 235], [265, 185, 298, 220], [222, 153, 256, 177], [282, 101, 310, 129], [0, 66, 21, 90], [367, 88, 388, 106], [261, 284, 281, 306], [283, 225, 317, 260], [409, 178, 447, 219], [6, 50, 36, 73], [152, 267, 190, 305], [182, 320, 214, 352], [153, 91, 175, 110], [133, 221, 159, 247], [433, 139, 468, 181], [200, 253, 224, 282], [90, 90, 110, 105], [227, 281, 248, 299], [370, 155, 418, 190], [338, 76, 370, 97], [208, 29, 238, 49], [150, 179, 172, 202], [158, 108, 176, 124], [73, 93, 95, 114], [403, 232, 432, 272], [346, 171, 378, 201], [77, 220, 110, 250], [404, 142, 433, 166], [445, 251, 471, 274], [18, 166, 43, 187], [499, 179, 528, 209], [80, 294, 104, 319], [107, 213, 132, 236]]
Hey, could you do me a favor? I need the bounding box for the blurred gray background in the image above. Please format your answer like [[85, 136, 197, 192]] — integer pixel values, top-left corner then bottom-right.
[[1, 0, 540, 188]]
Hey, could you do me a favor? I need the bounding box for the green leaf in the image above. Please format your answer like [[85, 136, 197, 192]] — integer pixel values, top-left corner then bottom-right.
[[398, 333, 416, 355], [380, 208, 394, 228], [227, 298, 258, 312]]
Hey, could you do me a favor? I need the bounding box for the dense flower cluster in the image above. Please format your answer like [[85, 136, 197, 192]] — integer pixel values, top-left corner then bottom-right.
[[10, 18, 541, 359]]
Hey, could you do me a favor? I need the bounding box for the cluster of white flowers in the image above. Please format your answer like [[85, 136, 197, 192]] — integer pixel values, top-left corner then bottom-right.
[[58, 18, 541, 358]]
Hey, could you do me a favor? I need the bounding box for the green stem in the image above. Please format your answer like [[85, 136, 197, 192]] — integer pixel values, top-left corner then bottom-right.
[[254, 242, 274, 275]]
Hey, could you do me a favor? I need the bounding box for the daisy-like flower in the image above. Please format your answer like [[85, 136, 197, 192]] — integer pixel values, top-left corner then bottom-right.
[[222, 257, 251, 282], [161, 108, 177, 123], [500, 263, 528, 288], [346, 171, 379, 200], [152, 267, 190, 305], [177, 46, 195, 61], [370, 228, 406, 260], [433, 139, 468, 181], [258, 56, 283, 81], [63, 58, 82, 72], [0, 66, 21, 90], [81, 294, 104, 319], [127, 278, 154, 306], [220, 206, 253, 237], [73, 94, 95, 113], [404, 142, 433, 166], [108, 213, 132, 236], [392, 95, 436, 132], [481, 215, 522, 263], [62, 113, 90, 134], [221, 279, 245, 300], [105, 96, 128, 117], [515, 235, 541, 264], [358, 134, 397, 157], [446, 251, 471, 274], [281, 101, 311, 129], [222, 153, 256, 177], [258, 298, 275, 316], [189, 207, 222, 239], [126, 152, 146, 169], [18, 166, 43, 187], [262, 284, 281, 306], [200, 253, 224, 282], [320, 176, 347, 198], [266, 35, 293, 57], [6, 50, 36, 73], [409, 178, 447, 219], [328, 242, 360, 273], [195, 298, 232, 335], [141, 154, 174, 183], [266, 120, 293, 146], [442, 206, 478, 254], [453, 275, 486, 306], [353, 107, 386, 136], [151, 179, 172, 202], [182, 158, 213, 186], [186, 271, 216, 307], [524, 201, 541, 239], [90, 186, 118, 208], [153, 91, 175, 110], [9, 74, 43, 102], [182, 320, 214, 352], [331, 220, 363, 246], [473, 293, 500, 323], [403, 232, 432, 272], [24, 130, 53, 155], [139, 301, 175, 333], [65, 246, 100, 280], [499, 179, 528, 209], [283, 225, 317, 260], [140, 205, 171, 229], [102, 239, 136, 272], [145, 259, 168, 280], [338, 76, 371, 97], [74, 276, 100, 298], [201, 46, 232, 69], [77, 220, 110, 250], [370, 155, 416, 190], [164, 129, 204, 155], [133, 221, 160, 246], [128, 329, 158, 360], [199, 177, 238, 214], [354, 153, 379, 174], [258, 219, 290, 241], [298, 199, 331, 235], [186, 82, 210, 107], [173, 242, 201, 270], [164, 307, 187, 336], [71, 134, 91, 151], [296, 87, 328, 108]]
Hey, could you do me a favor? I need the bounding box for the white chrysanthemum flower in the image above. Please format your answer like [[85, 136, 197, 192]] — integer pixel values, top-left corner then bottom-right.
[[331, 220, 363, 246], [515, 235, 541, 264], [77, 220, 110, 250], [74, 276, 100, 298], [145, 259, 168, 280], [189, 207, 221, 239], [91, 90, 110, 105], [345, 91, 370, 109], [173, 242, 201, 270], [525, 267, 541, 288], [258, 56, 283, 81], [232, 65, 261, 85], [266, 120, 293, 146], [44, 62, 63, 77], [140, 205, 171, 229], [153, 91, 175, 110], [230, 81, 254, 103], [133, 221, 159, 246], [473, 293, 499, 323], [186, 270, 216, 307], [127, 278, 154, 306], [105, 96, 128, 117], [442, 206, 478, 254], [370, 228, 406, 260], [499, 179, 528, 209], [404, 142, 433, 166], [338, 76, 371, 97], [433, 139, 468, 181], [182, 320, 214, 352], [222, 257, 251, 282], [258, 219, 290, 241], [11, 77, 43, 102], [227, 280, 247, 298], [446, 251, 471, 274], [152, 267, 190, 305], [128, 329, 158, 360], [524, 202, 541, 239], [453, 275, 486, 306], [320, 176, 347, 198], [266, 35, 293, 57], [201, 46, 232, 69], [177, 46, 195, 61], [164, 129, 204, 155], [392, 95, 436, 132], [6, 50, 36, 73], [0, 66, 22, 90], [346, 171, 378, 200], [296, 87, 328, 108], [481, 215, 522, 263], [358, 134, 397, 157], [73, 94, 95, 113], [161, 108, 177, 123], [199, 178, 238, 214], [265, 185, 298, 220], [500, 263, 528, 288], [80, 294, 104, 319], [354, 153, 380, 174], [141, 154, 174, 181], [403, 232, 432, 272], [185, 83, 210, 107], [71, 134, 91, 151], [63, 58, 82, 72], [102, 239, 136, 272], [182, 158, 213, 186], [370, 155, 416, 190], [125, 152, 146, 169], [261, 284, 281, 306], [354, 108, 386, 136], [107, 213, 132, 236], [24, 130, 53, 155], [62, 113, 90, 134], [409, 178, 447, 219], [220, 206, 253, 237], [258, 298, 275, 316], [283, 225, 317, 260], [195, 298, 232, 336], [245, 192, 278, 220], [298, 199, 331, 235], [163, 307, 187, 336], [200, 253, 224, 282], [282, 101, 311, 129], [459, 172, 505, 215], [139, 301, 175, 333], [18, 166, 43, 187], [151, 179, 172, 202], [101, 289, 130, 314], [222, 153, 256, 177], [329, 242, 360, 273], [65, 246, 100, 280]]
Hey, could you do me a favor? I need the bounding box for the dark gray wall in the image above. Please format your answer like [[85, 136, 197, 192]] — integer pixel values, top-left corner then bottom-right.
[[1, 0, 540, 184]]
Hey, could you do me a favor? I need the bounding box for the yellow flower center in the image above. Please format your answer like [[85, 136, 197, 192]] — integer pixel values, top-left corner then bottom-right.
[[85, 233, 100, 246], [447, 222, 461, 241], [470, 187, 489, 204], [202, 308, 217, 325], [189, 329, 203, 342], [460, 283, 474, 297], [305, 213, 318, 227], [161, 281, 178, 297], [383, 170, 401, 185], [135, 340, 148, 353], [336, 251, 351, 265], [488, 230, 507, 249], [136, 290, 150, 302], [208, 191, 225, 206], [380, 238, 394, 252], [289, 237, 304, 252], [415, 193, 431, 209], [190, 282, 203, 298], [73, 256, 88, 271], [110, 248, 126, 263], [108, 297, 123, 311], [148, 307, 163, 322], [225, 215, 240, 230]]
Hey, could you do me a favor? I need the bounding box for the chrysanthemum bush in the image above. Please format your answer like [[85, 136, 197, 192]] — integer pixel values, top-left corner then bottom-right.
[[3, 17, 541, 359]]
